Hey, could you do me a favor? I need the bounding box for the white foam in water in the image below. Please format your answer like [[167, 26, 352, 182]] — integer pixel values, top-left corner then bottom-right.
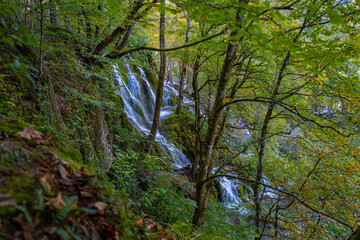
[[114, 65, 190, 168], [114, 64, 273, 213]]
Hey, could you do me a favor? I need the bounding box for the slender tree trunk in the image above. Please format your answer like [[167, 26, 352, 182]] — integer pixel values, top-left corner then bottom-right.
[[144, 1, 166, 153], [94, 0, 145, 55], [38, 0, 44, 79], [176, 16, 191, 114], [49, 0, 58, 26], [192, 0, 249, 226], [176, 62, 186, 114], [192, 31, 240, 226], [95, 5, 102, 38], [190, 54, 201, 180], [274, 205, 279, 240], [167, 61, 173, 83], [254, 52, 290, 240], [82, 8, 92, 50], [115, 23, 136, 52]]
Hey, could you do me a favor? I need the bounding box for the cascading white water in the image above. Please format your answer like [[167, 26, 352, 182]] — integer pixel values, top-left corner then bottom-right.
[[114, 64, 190, 168], [114, 63, 253, 212]]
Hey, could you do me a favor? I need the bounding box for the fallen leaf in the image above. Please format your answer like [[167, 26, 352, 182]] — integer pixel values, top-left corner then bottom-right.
[[58, 179, 72, 186], [40, 173, 55, 193], [45, 133, 56, 144], [91, 201, 107, 214], [57, 165, 69, 180], [0, 199, 16, 207], [144, 218, 157, 232], [16, 125, 45, 145], [136, 218, 144, 228], [49, 193, 66, 209]]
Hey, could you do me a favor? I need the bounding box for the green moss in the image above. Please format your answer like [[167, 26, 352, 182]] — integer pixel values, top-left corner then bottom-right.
[[6, 173, 36, 203], [63, 147, 82, 163], [0, 119, 27, 135], [117, 62, 128, 85], [0, 204, 16, 216], [144, 67, 158, 90]]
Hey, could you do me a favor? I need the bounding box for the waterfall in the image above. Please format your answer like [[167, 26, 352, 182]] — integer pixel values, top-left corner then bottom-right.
[[114, 63, 252, 213], [114, 64, 190, 168]]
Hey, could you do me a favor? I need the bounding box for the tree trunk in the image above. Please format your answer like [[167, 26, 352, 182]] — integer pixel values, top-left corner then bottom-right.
[[176, 62, 186, 114], [191, 0, 249, 226], [114, 23, 136, 52], [192, 31, 240, 226], [49, 0, 58, 26], [94, 0, 145, 55], [95, 5, 102, 38], [38, 0, 44, 79], [82, 8, 92, 50], [144, 1, 166, 153], [176, 16, 191, 114], [254, 52, 290, 240], [190, 54, 201, 180]]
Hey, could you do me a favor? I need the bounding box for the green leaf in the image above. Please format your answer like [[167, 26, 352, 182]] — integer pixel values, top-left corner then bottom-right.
[[13, 205, 34, 227], [264, 1, 270, 8], [158, 3, 166, 14]]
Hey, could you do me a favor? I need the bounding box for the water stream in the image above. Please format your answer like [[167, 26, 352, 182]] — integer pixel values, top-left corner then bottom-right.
[[113, 63, 244, 208]]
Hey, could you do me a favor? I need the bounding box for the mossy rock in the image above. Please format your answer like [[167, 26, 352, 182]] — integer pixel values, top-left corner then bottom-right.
[[143, 67, 158, 90], [116, 62, 128, 85]]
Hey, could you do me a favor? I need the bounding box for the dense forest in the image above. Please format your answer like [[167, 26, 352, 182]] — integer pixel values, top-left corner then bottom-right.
[[1, 0, 360, 239]]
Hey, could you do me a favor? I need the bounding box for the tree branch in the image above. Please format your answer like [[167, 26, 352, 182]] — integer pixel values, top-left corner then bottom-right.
[[203, 174, 353, 230], [107, 28, 228, 59]]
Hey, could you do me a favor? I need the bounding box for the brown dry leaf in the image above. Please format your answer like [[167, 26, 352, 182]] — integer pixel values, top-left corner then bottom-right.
[[114, 230, 120, 240], [91, 201, 107, 214], [40, 173, 55, 193], [161, 237, 177, 240], [144, 218, 157, 233], [136, 218, 144, 228], [16, 125, 45, 145], [45, 133, 56, 144], [57, 165, 69, 180], [80, 167, 94, 178], [0, 199, 16, 207], [49, 193, 66, 209]]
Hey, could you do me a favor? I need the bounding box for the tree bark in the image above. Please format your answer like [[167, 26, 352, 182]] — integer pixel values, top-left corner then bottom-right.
[[49, 0, 58, 26], [115, 23, 136, 52], [176, 16, 191, 114], [190, 54, 201, 180], [95, 5, 102, 38], [254, 51, 290, 240], [144, 1, 166, 153], [191, 0, 249, 226], [176, 61, 186, 114], [38, 0, 44, 79], [94, 0, 145, 55], [192, 31, 240, 226]]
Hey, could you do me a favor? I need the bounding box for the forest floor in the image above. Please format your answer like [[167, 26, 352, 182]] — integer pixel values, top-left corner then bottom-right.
[[0, 118, 178, 240]]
